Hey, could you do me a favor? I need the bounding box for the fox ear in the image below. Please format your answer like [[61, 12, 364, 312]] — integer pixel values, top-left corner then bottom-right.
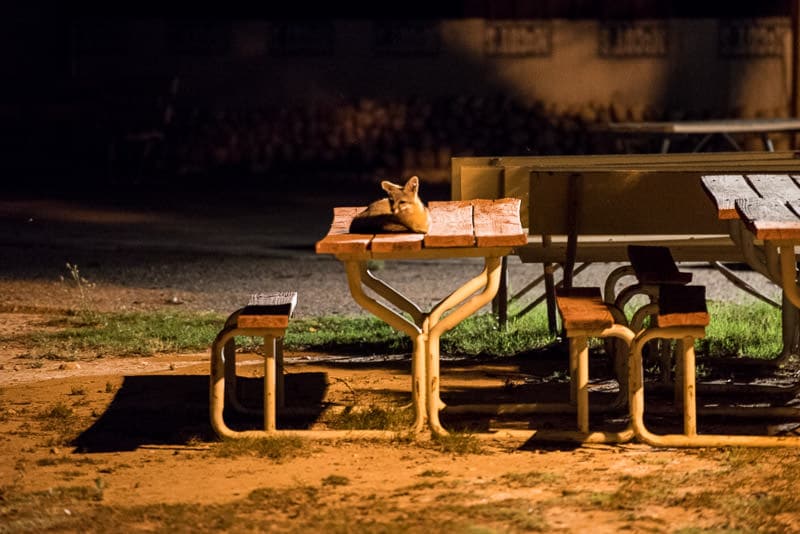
[[381, 180, 401, 194], [404, 176, 420, 194]]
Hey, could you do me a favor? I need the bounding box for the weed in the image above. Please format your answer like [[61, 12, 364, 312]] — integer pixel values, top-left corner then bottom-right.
[[499, 470, 562, 487], [321, 475, 350, 487], [37, 403, 75, 421], [213, 435, 307, 462], [69, 386, 87, 396], [247, 484, 319, 510], [419, 469, 449, 478], [328, 405, 413, 431], [429, 431, 484, 455]]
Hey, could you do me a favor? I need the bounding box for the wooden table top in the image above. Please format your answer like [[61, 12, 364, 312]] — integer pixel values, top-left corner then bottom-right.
[[701, 174, 800, 240], [595, 118, 800, 135], [315, 198, 527, 258]]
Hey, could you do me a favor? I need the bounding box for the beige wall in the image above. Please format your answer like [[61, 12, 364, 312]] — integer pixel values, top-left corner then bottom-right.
[[75, 17, 793, 118]]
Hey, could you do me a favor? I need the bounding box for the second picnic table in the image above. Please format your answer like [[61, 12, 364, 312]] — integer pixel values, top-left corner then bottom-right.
[[315, 198, 527, 435], [701, 173, 800, 361]]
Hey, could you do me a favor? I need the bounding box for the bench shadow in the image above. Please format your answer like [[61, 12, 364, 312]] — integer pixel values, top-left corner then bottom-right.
[[72, 372, 329, 453]]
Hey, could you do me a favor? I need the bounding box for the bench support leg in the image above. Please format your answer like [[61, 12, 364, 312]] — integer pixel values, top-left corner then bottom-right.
[[630, 327, 800, 447], [264, 337, 277, 432]]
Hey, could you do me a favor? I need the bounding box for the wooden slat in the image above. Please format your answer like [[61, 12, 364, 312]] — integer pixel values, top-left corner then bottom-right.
[[315, 234, 372, 255], [747, 174, 800, 202], [700, 175, 760, 219], [315, 206, 372, 255], [237, 315, 290, 329], [370, 233, 425, 253], [656, 285, 709, 328], [329, 207, 365, 235], [736, 198, 800, 240], [555, 287, 614, 331], [473, 198, 527, 247], [424, 201, 475, 247]]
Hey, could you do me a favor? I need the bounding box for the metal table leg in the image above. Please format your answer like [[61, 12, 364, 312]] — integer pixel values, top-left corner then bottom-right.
[[342, 256, 505, 436]]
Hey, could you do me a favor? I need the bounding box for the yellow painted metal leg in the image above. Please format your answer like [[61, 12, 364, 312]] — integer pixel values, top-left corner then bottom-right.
[[427, 257, 504, 436], [780, 245, 800, 309], [629, 327, 800, 447], [343, 260, 428, 432], [264, 337, 277, 432], [210, 327, 399, 440], [574, 336, 589, 433], [681, 336, 697, 437], [276, 337, 285, 408], [359, 264, 425, 325]]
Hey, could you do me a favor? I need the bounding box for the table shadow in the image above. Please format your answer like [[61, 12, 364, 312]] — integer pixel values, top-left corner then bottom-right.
[[72, 372, 328, 453]]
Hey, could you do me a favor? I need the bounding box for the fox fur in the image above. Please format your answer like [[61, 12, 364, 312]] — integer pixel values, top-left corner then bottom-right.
[[349, 176, 430, 234]]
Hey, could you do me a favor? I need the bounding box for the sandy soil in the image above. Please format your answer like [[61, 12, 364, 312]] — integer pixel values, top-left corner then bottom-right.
[[3, 306, 800, 533]]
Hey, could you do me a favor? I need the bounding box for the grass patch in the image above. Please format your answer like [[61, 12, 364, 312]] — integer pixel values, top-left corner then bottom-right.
[[321, 475, 350, 487], [212, 435, 309, 462], [429, 431, 484, 455], [287, 315, 410, 354], [7, 310, 224, 357], [699, 301, 783, 359], [327, 406, 414, 431], [499, 470, 562, 487], [2, 300, 785, 361], [287, 305, 554, 357]]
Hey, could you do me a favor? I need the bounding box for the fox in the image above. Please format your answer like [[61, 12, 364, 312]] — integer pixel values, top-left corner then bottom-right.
[[349, 176, 431, 234]]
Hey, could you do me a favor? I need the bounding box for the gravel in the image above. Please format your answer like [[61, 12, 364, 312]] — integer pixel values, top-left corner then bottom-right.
[[0, 191, 782, 318]]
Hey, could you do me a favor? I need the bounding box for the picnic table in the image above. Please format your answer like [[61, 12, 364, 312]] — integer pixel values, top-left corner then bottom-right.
[[701, 173, 800, 361], [315, 198, 527, 435], [593, 118, 800, 153]]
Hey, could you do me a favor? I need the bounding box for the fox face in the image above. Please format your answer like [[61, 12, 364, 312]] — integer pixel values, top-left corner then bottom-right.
[[350, 176, 430, 234]]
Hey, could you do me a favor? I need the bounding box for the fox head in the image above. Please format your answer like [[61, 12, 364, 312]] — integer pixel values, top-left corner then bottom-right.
[[381, 176, 422, 215], [380, 176, 429, 233]]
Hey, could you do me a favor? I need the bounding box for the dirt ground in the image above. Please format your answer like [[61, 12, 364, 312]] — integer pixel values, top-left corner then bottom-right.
[[2, 192, 800, 532], [3, 306, 800, 533]]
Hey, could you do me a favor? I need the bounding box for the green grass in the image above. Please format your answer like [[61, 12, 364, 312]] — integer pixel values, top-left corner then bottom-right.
[[287, 305, 555, 357], [2, 300, 785, 360], [699, 300, 783, 359], [7, 310, 225, 358]]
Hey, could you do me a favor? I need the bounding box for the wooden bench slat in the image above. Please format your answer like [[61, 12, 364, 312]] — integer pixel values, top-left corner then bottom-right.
[[700, 175, 760, 220], [237, 315, 291, 329], [736, 198, 800, 240], [656, 285, 709, 327], [555, 287, 614, 331], [424, 201, 475, 247], [473, 198, 527, 247]]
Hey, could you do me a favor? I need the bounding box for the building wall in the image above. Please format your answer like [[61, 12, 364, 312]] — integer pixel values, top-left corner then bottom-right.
[[73, 17, 793, 118]]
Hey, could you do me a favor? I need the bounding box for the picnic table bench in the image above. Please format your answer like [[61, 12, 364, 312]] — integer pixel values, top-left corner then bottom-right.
[[316, 198, 527, 436]]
